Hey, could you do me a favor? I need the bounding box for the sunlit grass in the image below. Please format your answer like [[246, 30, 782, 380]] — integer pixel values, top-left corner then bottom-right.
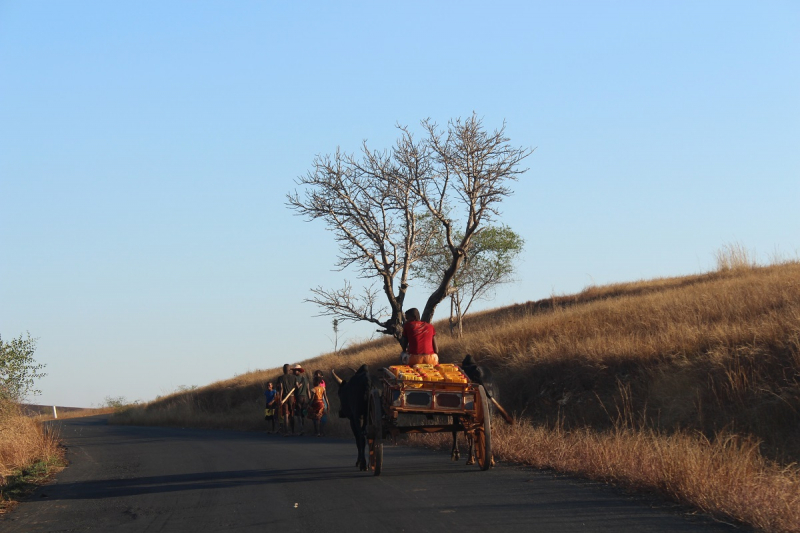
[[0, 399, 64, 512]]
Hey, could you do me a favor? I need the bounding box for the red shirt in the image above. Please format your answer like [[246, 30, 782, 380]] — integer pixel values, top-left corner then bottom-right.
[[403, 320, 436, 355]]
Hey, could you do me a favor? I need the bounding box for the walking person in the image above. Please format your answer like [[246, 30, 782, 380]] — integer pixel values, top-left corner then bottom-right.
[[292, 365, 312, 435], [313, 369, 330, 434], [307, 374, 328, 437], [276, 364, 297, 436]]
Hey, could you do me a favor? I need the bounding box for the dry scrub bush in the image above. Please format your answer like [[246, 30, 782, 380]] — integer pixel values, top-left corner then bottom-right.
[[0, 398, 62, 489], [715, 242, 758, 271]]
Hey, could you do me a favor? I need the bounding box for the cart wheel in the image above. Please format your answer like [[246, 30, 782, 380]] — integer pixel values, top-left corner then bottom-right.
[[368, 389, 383, 476], [474, 385, 492, 471]]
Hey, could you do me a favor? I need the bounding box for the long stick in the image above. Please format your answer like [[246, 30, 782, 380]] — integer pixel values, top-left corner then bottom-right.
[[280, 387, 296, 406], [489, 396, 514, 425]]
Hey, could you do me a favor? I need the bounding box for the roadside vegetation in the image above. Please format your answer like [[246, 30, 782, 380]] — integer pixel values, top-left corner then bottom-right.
[[113, 252, 800, 532], [0, 398, 63, 512], [0, 332, 64, 511]]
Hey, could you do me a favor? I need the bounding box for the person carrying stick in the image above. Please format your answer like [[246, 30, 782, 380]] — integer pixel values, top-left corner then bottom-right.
[[276, 364, 298, 436]]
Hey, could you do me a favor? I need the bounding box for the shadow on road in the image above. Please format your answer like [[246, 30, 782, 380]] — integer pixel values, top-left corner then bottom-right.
[[41, 467, 351, 500]]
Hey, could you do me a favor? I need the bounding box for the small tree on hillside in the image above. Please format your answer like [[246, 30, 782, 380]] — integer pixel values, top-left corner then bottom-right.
[[416, 223, 524, 337], [0, 332, 46, 402], [287, 114, 533, 342], [327, 318, 348, 354]]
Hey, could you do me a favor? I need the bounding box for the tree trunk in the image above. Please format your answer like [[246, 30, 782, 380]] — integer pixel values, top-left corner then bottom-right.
[[453, 291, 463, 338], [421, 247, 466, 323], [448, 295, 457, 336]]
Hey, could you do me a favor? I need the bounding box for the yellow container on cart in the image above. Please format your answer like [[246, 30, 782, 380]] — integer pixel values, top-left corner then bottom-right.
[[397, 371, 423, 388], [389, 365, 416, 377], [441, 369, 468, 389], [418, 370, 444, 383]]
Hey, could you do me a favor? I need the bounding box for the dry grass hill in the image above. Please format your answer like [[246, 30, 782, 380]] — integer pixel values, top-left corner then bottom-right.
[[113, 255, 800, 532]]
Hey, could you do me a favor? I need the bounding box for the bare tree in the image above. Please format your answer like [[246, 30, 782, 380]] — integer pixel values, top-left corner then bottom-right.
[[287, 114, 533, 343]]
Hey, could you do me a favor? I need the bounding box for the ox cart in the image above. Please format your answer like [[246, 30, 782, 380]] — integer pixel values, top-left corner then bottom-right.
[[366, 365, 492, 475]]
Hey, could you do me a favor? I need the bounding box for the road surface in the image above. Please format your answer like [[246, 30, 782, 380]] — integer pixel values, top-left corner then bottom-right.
[[0, 416, 740, 532]]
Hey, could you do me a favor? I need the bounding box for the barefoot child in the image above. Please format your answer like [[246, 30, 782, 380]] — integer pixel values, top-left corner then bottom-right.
[[264, 382, 278, 433]]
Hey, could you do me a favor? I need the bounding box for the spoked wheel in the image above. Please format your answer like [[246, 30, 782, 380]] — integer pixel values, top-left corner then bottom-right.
[[474, 385, 493, 471], [367, 389, 384, 476]]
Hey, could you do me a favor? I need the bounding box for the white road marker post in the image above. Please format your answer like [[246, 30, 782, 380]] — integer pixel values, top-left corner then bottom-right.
[[53, 406, 58, 419]]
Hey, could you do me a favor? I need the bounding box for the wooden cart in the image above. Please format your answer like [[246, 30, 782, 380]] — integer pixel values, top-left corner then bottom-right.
[[366, 368, 492, 475]]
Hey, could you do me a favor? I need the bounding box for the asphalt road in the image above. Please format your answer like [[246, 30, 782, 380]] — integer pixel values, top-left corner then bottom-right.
[[0, 416, 740, 532]]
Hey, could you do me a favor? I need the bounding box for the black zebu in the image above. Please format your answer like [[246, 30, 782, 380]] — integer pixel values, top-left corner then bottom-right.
[[331, 365, 371, 471]]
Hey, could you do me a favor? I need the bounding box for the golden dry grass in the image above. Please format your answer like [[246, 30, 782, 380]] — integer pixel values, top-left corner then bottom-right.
[[412, 419, 800, 533], [114, 259, 800, 532], [0, 399, 64, 509], [475, 263, 800, 460]]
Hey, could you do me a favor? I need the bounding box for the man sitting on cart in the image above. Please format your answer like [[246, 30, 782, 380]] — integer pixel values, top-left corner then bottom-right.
[[400, 308, 439, 365]]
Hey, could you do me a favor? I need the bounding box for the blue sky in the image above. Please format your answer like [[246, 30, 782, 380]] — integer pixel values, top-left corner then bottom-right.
[[1, 1, 797, 407]]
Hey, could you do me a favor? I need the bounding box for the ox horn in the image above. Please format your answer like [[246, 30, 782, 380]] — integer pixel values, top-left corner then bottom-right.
[[331, 369, 343, 385]]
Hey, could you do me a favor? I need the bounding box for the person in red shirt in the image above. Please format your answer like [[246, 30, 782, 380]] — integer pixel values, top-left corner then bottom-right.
[[306, 375, 328, 437], [400, 308, 439, 365]]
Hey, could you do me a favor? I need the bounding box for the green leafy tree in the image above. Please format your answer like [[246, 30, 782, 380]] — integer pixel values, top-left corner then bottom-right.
[[287, 114, 533, 342], [416, 223, 524, 337], [0, 332, 47, 402]]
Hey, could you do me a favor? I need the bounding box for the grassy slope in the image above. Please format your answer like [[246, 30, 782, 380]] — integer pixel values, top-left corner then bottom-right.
[[114, 262, 800, 532]]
